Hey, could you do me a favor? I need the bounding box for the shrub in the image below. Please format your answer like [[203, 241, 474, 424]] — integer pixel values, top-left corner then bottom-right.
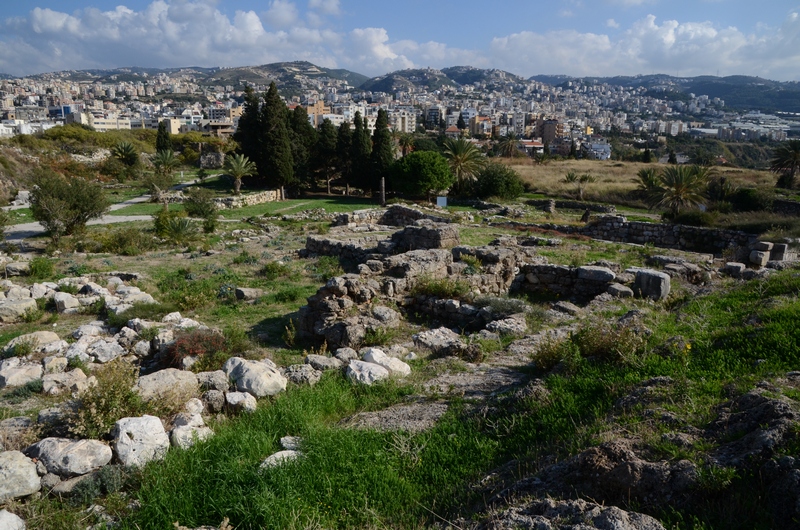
[[223, 324, 252, 355], [474, 162, 524, 200], [309, 256, 343, 281], [98, 227, 158, 256], [389, 151, 455, 199], [163, 329, 226, 369], [571, 321, 647, 365], [272, 285, 306, 303], [161, 217, 199, 246], [669, 210, 718, 227], [259, 261, 291, 280], [29, 168, 110, 243], [183, 187, 218, 219], [362, 327, 397, 347], [153, 206, 187, 237], [460, 254, 483, 275], [6, 379, 44, 402], [474, 295, 529, 317], [68, 360, 143, 439], [410, 275, 472, 300], [232, 250, 259, 265], [28, 256, 55, 280], [106, 302, 179, 329], [732, 188, 774, 212]]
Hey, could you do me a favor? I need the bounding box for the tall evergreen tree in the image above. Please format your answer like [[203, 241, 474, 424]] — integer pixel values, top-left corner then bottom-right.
[[156, 121, 172, 153], [370, 109, 394, 188], [314, 118, 338, 194], [233, 87, 264, 176], [260, 82, 294, 189], [336, 122, 353, 193], [456, 113, 466, 130], [350, 112, 372, 191], [288, 106, 317, 188]]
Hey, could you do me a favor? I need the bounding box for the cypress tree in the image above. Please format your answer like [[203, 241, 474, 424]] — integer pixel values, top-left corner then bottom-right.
[[350, 111, 372, 191], [456, 112, 466, 130], [288, 106, 317, 188], [370, 109, 394, 188], [156, 121, 172, 153], [233, 87, 264, 176], [261, 82, 294, 188], [314, 118, 338, 194], [336, 122, 353, 193]]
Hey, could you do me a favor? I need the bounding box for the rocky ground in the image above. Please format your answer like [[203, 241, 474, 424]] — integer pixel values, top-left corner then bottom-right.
[[0, 203, 798, 529]]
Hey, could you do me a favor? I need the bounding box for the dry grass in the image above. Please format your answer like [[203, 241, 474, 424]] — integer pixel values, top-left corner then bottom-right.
[[504, 159, 776, 202]]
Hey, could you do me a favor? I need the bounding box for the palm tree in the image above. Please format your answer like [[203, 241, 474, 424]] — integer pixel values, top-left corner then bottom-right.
[[636, 167, 661, 203], [563, 171, 596, 201], [398, 133, 414, 158], [495, 133, 518, 158], [653, 165, 709, 218], [442, 137, 485, 195], [111, 141, 138, 167], [771, 139, 800, 189], [152, 150, 179, 177], [224, 153, 257, 195]]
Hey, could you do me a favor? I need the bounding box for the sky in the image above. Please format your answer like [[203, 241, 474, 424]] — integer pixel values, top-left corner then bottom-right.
[[1, 0, 799, 81]]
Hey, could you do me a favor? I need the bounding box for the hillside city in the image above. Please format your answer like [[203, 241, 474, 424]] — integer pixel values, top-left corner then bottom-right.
[[0, 63, 795, 159]]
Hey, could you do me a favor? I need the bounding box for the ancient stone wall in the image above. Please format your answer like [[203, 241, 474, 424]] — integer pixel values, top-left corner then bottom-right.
[[332, 204, 452, 227], [304, 235, 389, 264], [526, 199, 617, 214], [213, 190, 281, 210], [494, 215, 759, 256], [391, 222, 461, 251], [518, 264, 616, 300]]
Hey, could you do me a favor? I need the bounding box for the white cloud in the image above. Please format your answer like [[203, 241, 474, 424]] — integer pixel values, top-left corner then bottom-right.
[[308, 0, 340, 15], [0, 2, 799, 81], [262, 0, 298, 29]]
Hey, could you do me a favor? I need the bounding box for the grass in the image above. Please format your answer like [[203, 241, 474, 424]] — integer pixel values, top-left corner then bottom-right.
[[218, 196, 377, 219], [116, 375, 499, 530]]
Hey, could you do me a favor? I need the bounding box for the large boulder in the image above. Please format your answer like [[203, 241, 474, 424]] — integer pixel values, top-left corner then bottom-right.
[[87, 340, 126, 363], [0, 509, 26, 530], [345, 360, 389, 386], [225, 391, 257, 413], [0, 299, 37, 323], [577, 266, 616, 282], [135, 368, 199, 402], [0, 451, 40, 501], [0, 359, 43, 389], [112, 415, 170, 467], [42, 369, 90, 396], [53, 292, 80, 313], [633, 269, 671, 301], [3, 331, 61, 356], [222, 357, 287, 398], [361, 348, 411, 377], [283, 364, 322, 386], [304, 354, 343, 371], [170, 426, 214, 450], [25, 438, 112, 477]]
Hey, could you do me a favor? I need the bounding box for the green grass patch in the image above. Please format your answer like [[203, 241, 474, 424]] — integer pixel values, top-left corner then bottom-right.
[[109, 202, 185, 216]]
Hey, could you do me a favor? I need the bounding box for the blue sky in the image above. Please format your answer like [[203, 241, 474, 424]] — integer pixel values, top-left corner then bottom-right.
[[1, 0, 799, 80]]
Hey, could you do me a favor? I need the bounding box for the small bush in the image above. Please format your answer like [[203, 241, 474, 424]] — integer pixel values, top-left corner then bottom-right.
[[21, 307, 44, 323], [183, 187, 217, 219], [272, 286, 306, 303], [310, 256, 343, 281], [98, 227, 158, 256], [474, 162, 524, 200], [29, 257, 55, 280], [571, 321, 647, 365], [460, 254, 483, 275], [164, 329, 226, 369], [223, 325, 252, 355], [259, 261, 291, 280], [153, 207, 187, 237], [362, 327, 397, 347], [106, 302, 179, 332], [533, 338, 581, 372], [411, 275, 472, 300], [732, 188, 774, 212], [6, 379, 44, 402], [161, 217, 199, 246], [670, 210, 718, 227], [232, 250, 259, 265], [474, 295, 530, 317], [68, 360, 143, 439]]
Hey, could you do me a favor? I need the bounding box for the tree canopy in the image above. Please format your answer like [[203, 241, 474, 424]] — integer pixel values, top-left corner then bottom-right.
[[389, 151, 454, 199]]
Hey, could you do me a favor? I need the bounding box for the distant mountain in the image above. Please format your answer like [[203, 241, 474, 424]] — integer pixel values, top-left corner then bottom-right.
[[25, 62, 369, 96], [359, 68, 456, 93], [441, 66, 525, 86], [530, 74, 800, 113], [203, 61, 369, 90]]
